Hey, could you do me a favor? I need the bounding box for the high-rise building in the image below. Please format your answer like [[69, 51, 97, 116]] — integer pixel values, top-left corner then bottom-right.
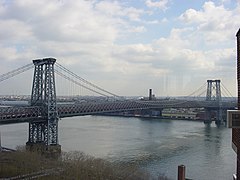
[[233, 28, 240, 180]]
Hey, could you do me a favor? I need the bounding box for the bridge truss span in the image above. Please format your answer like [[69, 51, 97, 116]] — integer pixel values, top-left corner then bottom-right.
[[0, 99, 236, 123], [0, 106, 44, 123], [58, 101, 149, 118], [0, 57, 237, 151]]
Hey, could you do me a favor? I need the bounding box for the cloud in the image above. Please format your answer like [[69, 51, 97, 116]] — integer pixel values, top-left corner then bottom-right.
[[95, 1, 145, 22], [0, 0, 151, 95], [0, 0, 238, 96], [128, 26, 147, 33], [145, 0, 170, 10], [0, 1, 124, 63], [0, 19, 33, 42], [179, 1, 240, 44]]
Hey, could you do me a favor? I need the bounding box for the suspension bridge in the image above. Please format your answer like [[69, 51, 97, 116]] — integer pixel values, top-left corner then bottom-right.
[[0, 58, 236, 152]]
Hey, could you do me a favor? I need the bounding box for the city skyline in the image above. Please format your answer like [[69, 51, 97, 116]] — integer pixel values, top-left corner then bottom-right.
[[0, 0, 239, 97]]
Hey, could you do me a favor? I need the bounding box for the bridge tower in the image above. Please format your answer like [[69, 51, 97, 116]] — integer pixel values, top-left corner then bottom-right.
[[205, 79, 223, 125], [26, 58, 60, 153]]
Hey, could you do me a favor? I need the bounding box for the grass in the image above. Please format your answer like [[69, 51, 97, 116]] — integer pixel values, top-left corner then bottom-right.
[[0, 147, 171, 180]]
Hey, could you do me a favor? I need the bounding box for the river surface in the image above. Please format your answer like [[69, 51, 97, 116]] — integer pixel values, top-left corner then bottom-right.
[[0, 116, 236, 180]]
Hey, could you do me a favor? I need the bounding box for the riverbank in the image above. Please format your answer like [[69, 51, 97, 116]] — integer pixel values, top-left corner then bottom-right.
[[0, 148, 170, 180]]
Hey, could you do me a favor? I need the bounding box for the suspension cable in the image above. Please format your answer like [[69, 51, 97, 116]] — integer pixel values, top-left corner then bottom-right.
[[196, 89, 207, 98], [55, 63, 121, 98], [186, 82, 207, 97], [55, 69, 110, 97], [0, 63, 33, 83], [221, 82, 235, 98]]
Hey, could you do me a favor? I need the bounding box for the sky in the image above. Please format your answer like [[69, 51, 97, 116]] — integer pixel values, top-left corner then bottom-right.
[[0, 0, 240, 97]]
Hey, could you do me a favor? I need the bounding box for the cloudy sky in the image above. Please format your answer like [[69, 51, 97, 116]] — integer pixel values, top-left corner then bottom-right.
[[0, 0, 239, 97]]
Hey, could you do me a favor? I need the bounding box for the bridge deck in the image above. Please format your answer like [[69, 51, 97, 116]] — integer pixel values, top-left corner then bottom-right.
[[0, 100, 236, 124]]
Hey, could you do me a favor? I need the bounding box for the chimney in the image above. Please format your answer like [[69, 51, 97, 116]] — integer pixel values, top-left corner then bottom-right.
[[149, 89, 152, 100]]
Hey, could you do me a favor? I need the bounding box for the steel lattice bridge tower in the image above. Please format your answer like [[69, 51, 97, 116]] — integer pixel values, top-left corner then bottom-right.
[[26, 58, 61, 153], [205, 79, 223, 125]]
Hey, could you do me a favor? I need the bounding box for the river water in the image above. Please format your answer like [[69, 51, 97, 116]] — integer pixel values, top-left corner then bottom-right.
[[0, 116, 236, 180]]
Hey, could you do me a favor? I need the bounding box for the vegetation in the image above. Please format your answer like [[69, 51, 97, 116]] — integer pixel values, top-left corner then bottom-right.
[[0, 147, 170, 180]]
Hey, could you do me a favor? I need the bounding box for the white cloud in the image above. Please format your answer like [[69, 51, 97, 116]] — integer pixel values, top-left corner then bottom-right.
[[0, 0, 238, 96], [161, 17, 168, 23], [95, 1, 145, 22], [128, 26, 147, 33], [145, 0, 170, 10], [179, 1, 240, 44], [0, 19, 33, 42]]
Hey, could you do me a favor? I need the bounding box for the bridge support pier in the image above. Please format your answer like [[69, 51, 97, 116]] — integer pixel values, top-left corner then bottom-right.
[[204, 108, 225, 126], [216, 109, 224, 126], [204, 109, 212, 124]]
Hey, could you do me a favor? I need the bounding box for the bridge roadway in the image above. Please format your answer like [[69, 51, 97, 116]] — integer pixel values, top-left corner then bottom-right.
[[0, 99, 236, 124]]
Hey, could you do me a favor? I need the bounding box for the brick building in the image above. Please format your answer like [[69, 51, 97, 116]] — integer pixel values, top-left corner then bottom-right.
[[234, 28, 240, 179]]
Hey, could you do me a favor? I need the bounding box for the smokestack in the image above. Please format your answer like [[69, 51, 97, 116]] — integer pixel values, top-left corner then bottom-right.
[[149, 89, 152, 100]]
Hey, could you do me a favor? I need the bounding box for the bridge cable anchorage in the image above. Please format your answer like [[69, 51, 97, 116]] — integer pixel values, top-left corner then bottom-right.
[[55, 62, 123, 99], [0, 63, 34, 83]]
